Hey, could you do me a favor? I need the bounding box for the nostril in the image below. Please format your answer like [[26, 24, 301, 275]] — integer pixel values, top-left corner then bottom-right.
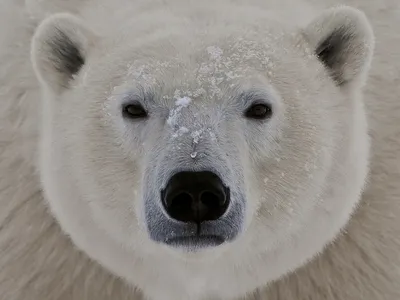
[[199, 190, 227, 220], [166, 192, 192, 208], [165, 192, 195, 222], [200, 190, 225, 206]]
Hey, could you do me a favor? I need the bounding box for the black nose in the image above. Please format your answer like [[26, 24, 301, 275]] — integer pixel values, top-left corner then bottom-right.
[[161, 171, 230, 223]]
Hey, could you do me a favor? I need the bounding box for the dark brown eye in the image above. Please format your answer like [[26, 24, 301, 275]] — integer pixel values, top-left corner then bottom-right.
[[244, 103, 272, 120], [122, 103, 148, 119]]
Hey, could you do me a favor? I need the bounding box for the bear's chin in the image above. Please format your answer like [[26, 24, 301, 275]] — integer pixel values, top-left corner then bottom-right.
[[165, 234, 226, 250]]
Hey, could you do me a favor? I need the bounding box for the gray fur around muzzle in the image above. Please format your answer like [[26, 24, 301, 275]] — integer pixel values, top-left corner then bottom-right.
[[143, 118, 245, 250]]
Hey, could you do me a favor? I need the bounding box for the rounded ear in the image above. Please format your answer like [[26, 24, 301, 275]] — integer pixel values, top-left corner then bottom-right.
[[302, 6, 374, 87], [31, 13, 97, 93]]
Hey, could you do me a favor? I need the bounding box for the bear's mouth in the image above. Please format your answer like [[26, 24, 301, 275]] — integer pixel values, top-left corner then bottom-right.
[[164, 234, 225, 249]]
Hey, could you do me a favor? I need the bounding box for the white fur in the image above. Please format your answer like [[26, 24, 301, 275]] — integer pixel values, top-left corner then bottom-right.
[[1, 0, 400, 299]]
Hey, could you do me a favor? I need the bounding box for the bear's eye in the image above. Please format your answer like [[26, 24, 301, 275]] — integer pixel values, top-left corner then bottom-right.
[[244, 102, 272, 120], [122, 103, 148, 119]]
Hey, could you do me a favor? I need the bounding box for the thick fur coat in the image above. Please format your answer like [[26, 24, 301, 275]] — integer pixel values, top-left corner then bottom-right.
[[0, 0, 399, 299]]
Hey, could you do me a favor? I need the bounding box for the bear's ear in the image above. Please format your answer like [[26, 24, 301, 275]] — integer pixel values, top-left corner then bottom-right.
[[302, 6, 374, 87], [31, 13, 97, 93]]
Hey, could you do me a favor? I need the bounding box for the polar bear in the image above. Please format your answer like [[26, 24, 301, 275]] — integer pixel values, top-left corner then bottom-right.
[[0, 0, 400, 299]]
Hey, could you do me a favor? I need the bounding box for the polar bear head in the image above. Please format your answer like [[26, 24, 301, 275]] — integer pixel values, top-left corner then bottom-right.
[[31, 3, 374, 294]]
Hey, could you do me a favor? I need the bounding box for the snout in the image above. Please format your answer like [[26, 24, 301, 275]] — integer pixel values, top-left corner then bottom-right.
[[161, 171, 230, 223], [144, 169, 245, 251]]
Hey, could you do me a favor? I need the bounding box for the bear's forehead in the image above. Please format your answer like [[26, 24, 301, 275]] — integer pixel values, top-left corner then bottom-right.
[[100, 32, 314, 108], [118, 37, 289, 101]]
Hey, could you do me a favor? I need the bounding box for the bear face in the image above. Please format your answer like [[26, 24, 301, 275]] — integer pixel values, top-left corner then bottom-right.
[[31, 4, 374, 299]]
